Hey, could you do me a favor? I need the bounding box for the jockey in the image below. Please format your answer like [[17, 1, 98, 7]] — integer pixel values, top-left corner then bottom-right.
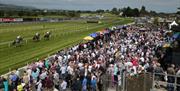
[[17, 35, 21, 39], [36, 33, 39, 36]]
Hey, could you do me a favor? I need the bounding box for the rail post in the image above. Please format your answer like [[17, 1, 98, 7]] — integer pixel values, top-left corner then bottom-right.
[[152, 72, 155, 90], [122, 71, 126, 91], [26, 62, 29, 66], [8, 43, 11, 47], [174, 75, 177, 91], [9, 68, 11, 73], [144, 72, 146, 91]]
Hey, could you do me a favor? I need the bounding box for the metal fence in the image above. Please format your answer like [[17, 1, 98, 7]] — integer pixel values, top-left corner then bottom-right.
[[101, 74, 122, 91], [118, 72, 180, 91], [125, 73, 153, 91], [151, 72, 180, 91]]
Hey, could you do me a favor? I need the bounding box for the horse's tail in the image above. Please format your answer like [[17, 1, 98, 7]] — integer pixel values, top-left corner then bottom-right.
[[33, 36, 38, 40], [12, 40, 16, 45], [33, 36, 35, 40]]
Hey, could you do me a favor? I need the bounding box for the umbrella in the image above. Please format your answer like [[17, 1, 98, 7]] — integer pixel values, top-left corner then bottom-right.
[[163, 43, 171, 48], [83, 36, 94, 41], [173, 32, 180, 39], [89, 33, 98, 38]]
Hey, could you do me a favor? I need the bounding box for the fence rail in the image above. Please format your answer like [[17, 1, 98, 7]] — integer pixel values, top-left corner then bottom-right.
[[119, 72, 180, 91]]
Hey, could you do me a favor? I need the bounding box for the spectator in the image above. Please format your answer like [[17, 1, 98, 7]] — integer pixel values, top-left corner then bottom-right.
[[45, 76, 53, 91], [82, 77, 87, 91], [176, 67, 180, 91], [53, 71, 60, 90], [71, 77, 81, 91], [60, 79, 67, 91], [3, 77, 8, 91], [91, 77, 97, 91], [36, 80, 42, 91], [9, 72, 18, 90], [2, 24, 178, 91], [154, 63, 164, 81], [167, 64, 176, 91], [0, 76, 3, 90]]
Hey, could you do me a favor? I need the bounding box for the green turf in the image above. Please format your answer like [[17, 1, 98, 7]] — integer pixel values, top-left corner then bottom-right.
[[0, 17, 133, 74]]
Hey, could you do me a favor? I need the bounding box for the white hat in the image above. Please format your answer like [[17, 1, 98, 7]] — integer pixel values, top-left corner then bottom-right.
[[21, 83, 26, 87]]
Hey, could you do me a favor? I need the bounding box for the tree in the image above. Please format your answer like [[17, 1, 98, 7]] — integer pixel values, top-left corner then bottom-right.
[[132, 8, 140, 17], [153, 17, 159, 26], [111, 7, 118, 15], [0, 10, 5, 17], [149, 10, 157, 16], [17, 11, 24, 17], [122, 7, 134, 17], [178, 7, 180, 10], [140, 6, 148, 16], [66, 11, 80, 17], [106, 9, 110, 12], [96, 9, 104, 13], [177, 7, 180, 14]]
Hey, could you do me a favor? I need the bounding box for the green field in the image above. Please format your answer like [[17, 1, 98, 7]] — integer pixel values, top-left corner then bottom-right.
[[0, 17, 133, 74]]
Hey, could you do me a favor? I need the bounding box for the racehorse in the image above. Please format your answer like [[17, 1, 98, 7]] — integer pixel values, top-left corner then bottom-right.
[[11, 35, 23, 46], [44, 31, 51, 40], [33, 33, 40, 41]]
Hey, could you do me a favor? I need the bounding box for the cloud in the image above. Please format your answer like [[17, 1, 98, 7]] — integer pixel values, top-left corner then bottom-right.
[[0, 0, 179, 12]]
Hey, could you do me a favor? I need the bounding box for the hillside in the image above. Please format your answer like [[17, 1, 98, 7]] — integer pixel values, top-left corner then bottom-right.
[[0, 3, 37, 11]]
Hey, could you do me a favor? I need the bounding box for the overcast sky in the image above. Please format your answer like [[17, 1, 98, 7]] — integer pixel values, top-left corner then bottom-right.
[[0, 0, 179, 13]]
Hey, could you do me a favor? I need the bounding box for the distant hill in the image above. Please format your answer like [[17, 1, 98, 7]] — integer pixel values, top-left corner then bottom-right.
[[0, 3, 37, 11]]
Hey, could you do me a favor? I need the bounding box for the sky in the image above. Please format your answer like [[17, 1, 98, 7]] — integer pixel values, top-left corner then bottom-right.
[[0, 0, 179, 13]]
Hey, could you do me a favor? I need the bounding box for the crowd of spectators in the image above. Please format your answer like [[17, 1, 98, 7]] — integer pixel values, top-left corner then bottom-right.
[[0, 24, 180, 91]]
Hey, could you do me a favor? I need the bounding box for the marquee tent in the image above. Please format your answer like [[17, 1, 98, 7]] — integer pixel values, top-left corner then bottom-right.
[[169, 21, 178, 29]]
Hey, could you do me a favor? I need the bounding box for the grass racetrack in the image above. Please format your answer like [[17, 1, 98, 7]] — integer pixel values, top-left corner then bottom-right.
[[0, 17, 133, 74]]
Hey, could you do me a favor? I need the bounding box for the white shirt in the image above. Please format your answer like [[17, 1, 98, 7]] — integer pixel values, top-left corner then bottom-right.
[[15, 70, 20, 77], [78, 63, 83, 68], [88, 65, 92, 72], [61, 81, 67, 90], [40, 72, 47, 80], [61, 66, 66, 74], [53, 72, 59, 80], [67, 66, 74, 75], [140, 57, 145, 62], [27, 69, 32, 76], [84, 44, 87, 48], [38, 62, 44, 68], [58, 56, 63, 62], [37, 81, 42, 91]]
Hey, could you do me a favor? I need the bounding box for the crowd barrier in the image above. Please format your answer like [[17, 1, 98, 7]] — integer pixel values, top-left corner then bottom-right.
[[121, 72, 180, 91]]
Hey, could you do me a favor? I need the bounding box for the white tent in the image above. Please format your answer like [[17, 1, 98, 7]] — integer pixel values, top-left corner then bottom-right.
[[169, 21, 178, 29]]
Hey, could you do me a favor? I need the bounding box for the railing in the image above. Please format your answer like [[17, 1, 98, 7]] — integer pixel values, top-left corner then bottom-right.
[[151, 72, 180, 91], [120, 72, 180, 91]]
